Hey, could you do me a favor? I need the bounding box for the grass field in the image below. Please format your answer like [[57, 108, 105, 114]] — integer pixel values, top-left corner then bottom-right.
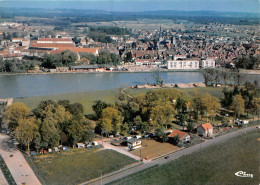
[[15, 89, 120, 113], [29, 148, 136, 185], [111, 131, 260, 185], [130, 139, 179, 160], [15, 87, 225, 114]]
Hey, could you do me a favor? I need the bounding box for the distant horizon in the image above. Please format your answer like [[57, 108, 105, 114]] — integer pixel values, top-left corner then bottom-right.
[[0, 0, 259, 13]]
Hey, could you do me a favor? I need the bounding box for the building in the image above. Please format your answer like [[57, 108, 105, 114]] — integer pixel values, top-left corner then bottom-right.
[[127, 139, 142, 150], [197, 123, 213, 137], [168, 129, 190, 144], [201, 58, 216, 68], [167, 59, 200, 70], [37, 38, 73, 44]]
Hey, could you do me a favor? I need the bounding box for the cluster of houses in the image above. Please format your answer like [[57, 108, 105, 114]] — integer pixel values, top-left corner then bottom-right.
[[1, 20, 259, 71], [125, 123, 214, 151]]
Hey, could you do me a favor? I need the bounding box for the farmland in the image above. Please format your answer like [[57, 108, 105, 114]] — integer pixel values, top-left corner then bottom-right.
[[111, 131, 260, 185]]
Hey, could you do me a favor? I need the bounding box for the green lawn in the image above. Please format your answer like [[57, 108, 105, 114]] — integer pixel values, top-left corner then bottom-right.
[[111, 131, 260, 185], [15, 89, 120, 113], [29, 148, 136, 185], [15, 87, 226, 114]]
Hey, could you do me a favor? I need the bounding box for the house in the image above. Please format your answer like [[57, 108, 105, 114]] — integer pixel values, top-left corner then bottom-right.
[[168, 129, 190, 144], [127, 139, 142, 150], [197, 123, 214, 137], [76, 143, 85, 148]]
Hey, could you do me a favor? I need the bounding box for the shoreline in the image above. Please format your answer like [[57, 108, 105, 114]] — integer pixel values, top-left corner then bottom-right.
[[0, 69, 201, 76], [0, 69, 259, 76]]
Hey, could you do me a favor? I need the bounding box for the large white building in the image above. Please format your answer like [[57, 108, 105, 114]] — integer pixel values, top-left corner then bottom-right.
[[167, 59, 200, 70], [201, 58, 216, 68]]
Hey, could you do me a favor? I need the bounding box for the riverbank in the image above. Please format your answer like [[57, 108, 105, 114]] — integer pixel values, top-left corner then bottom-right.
[[15, 87, 225, 113], [0, 69, 259, 76], [0, 69, 201, 76]]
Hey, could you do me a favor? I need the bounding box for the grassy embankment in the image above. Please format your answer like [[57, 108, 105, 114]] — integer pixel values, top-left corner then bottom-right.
[[15, 87, 225, 114], [26, 147, 136, 185], [111, 131, 260, 185]]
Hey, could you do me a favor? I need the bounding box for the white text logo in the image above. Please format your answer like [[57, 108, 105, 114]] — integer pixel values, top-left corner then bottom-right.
[[235, 171, 253, 178]]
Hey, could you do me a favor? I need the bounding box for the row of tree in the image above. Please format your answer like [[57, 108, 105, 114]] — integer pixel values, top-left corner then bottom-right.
[[235, 55, 260, 69], [202, 68, 247, 86], [41, 50, 78, 68], [3, 100, 95, 153], [91, 88, 221, 137], [79, 49, 122, 65], [0, 60, 40, 73], [222, 81, 260, 119]]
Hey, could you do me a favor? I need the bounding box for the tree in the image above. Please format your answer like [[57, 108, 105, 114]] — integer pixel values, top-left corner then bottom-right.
[[153, 71, 164, 86], [149, 105, 176, 128], [92, 100, 108, 118], [133, 115, 142, 127], [231, 94, 245, 119], [124, 52, 132, 63], [178, 113, 188, 130], [40, 118, 60, 148], [61, 50, 78, 66], [3, 102, 30, 131], [176, 97, 188, 113], [202, 68, 214, 86], [187, 122, 195, 132], [201, 93, 220, 121], [155, 127, 168, 142], [100, 107, 123, 135], [220, 68, 231, 86], [139, 122, 150, 134], [81, 127, 95, 143], [173, 134, 180, 145], [67, 120, 84, 147], [121, 123, 129, 136], [252, 97, 260, 121], [14, 117, 38, 154]]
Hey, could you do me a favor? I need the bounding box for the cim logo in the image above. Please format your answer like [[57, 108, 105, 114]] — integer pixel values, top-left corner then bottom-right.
[[235, 171, 253, 178]]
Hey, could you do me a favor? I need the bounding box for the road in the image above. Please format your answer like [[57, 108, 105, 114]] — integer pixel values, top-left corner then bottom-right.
[[82, 126, 259, 185], [0, 134, 41, 185]]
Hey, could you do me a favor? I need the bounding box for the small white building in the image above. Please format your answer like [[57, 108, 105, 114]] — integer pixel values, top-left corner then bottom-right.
[[201, 58, 216, 68], [127, 139, 142, 150], [76, 143, 85, 148], [167, 59, 200, 70], [197, 123, 213, 137]]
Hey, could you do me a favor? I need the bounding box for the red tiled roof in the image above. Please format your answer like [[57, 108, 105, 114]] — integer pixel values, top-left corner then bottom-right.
[[168, 129, 188, 139], [200, 123, 213, 130], [50, 47, 100, 54], [30, 43, 75, 49], [38, 38, 72, 42]]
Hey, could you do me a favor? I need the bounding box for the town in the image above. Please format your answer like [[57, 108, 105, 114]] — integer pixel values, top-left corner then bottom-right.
[[0, 4, 259, 185], [0, 19, 259, 74]]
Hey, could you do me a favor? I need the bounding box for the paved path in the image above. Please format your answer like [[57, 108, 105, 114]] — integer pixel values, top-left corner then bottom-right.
[[99, 140, 143, 161], [82, 126, 259, 185], [0, 134, 41, 185]]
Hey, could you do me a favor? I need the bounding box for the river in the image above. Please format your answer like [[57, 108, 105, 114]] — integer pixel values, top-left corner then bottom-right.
[[0, 72, 259, 99]]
